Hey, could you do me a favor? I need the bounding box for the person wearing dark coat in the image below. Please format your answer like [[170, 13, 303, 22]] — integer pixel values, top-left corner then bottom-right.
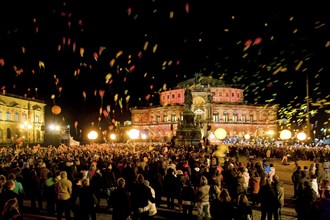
[[76, 178, 98, 220], [101, 163, 117, 209], [295, 180, 319, 220], [110, 177, 131, 220], [181, 179, 195, 219], [130, 174, 155, 220], [163, 168, 180, 210], [0, 180, 19, 214]]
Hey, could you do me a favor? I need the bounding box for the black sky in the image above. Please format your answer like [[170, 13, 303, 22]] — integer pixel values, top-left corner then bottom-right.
[[0, 1, 329, 134]]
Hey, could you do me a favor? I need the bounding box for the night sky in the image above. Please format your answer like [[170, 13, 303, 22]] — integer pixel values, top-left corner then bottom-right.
[[0, 1, 329, 135]]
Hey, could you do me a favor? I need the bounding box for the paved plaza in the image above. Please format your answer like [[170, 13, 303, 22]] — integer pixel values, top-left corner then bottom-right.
[[22, 156, 314, 219]]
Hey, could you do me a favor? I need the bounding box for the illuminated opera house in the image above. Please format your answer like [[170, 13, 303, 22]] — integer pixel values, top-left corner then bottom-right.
[[130, 76, 278, 143]]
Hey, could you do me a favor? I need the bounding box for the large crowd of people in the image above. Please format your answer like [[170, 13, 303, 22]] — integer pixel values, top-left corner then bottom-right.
[[0, 142, 329, 220]]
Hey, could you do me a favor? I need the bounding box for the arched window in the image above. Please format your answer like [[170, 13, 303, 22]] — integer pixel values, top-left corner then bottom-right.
[[241, 113, 246, 122], [233, 113, 238, 122], [171, 114, 176, 122], [223, 112, 228, 122], [250, 114, 254, 122], [35, 115, 40, 124], [213, 113, 219, 122], [156, 114, 160, 123], [22, 112, 27, 121], [163, 114, 167, 122], [6, 111, 10, 121], [14, 112, 19, 122]]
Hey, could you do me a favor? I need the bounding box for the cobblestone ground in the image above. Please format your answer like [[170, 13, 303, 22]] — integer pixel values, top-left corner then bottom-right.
[[23, 156, 314, 219]]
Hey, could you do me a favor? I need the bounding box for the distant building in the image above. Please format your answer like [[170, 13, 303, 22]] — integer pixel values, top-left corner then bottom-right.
[[130, 76, 278, 143], [0, 93, 46, 145]]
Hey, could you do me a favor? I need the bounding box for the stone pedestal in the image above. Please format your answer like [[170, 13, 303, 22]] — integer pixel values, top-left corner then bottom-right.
[[174, 109, 201, 148]]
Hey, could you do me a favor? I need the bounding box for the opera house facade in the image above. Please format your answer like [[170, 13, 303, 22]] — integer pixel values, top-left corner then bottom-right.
[[130, 76, 279, 143]]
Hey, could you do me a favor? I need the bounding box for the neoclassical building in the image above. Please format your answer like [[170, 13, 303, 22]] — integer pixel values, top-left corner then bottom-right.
[[130, 76, 279, 142], [0, 93, 46, 145]]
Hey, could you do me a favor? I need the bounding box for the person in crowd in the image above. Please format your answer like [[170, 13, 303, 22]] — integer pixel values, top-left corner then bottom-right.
[[0, 198, 23, 220], [102, 162, 117, 209], [316, 180, 330, 220], [71, 172, 84, 220], [295, 180, 319, 220], [272, 175, 285, 220], [0, 180, 19, 214], [242, 167, 250, 194], [269, 163, 275, 182], [43, 171, 56, 216], [78, 178, 98, 220], [0, 175, 6, 194], [322, 159, 330, 180], [55, 171, 72, 220], [110, 177, 131, 220], [310, 174, 320, 198], [292, 166, 302, 198], [7, 173, 25, 211], [130, 174, 155, 220], [144, 180, 157, 218], [163, 167, 180, 210], [315, 163, 326, 186], [249, 169, 261, 206], [181, 179, 195, 219], [29, 169, 43, 213], [196, 175, 211, 220], [236, 193, 253, 220], [259, 178, 278, 220], [89, 164, 103, 210], [211, 188, 235, 220]]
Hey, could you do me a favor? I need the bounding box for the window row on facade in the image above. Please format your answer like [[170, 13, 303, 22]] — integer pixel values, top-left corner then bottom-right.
[[136, 112, 274, 124], [0, 110, 41, 124]]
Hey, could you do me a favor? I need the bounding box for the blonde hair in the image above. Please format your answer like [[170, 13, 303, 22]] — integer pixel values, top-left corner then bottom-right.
[[117, 178, 125, 187], [200, 175, 208, 186], [60, 171, 67, 178]]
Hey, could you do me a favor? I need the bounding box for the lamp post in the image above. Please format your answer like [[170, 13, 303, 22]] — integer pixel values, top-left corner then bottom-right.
[[305, 72, 312, 141], [213, 128, 227, 166], [20, 121, 32, 144], [128, 128, 140, 153]]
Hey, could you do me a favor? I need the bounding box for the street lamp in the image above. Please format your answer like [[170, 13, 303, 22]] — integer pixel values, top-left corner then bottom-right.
[[280, 129, 292, 146], [87, 130, 98, 144], [20, 121, 32, 144], [214, 128, 227, 140], [244, 134, 251, 141], [297, 131, 307, 145], [109, 133, 117, 141], [128, 128, 140, 153], [213, 128, 227, 166]]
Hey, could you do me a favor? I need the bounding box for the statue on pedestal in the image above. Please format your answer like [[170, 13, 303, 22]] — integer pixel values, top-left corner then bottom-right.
[[184, 88, 193, 111]]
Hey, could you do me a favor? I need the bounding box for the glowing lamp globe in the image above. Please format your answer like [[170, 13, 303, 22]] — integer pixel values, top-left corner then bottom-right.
[[297, 132, 307, 141], [244, 134, 251, 140], [128, 129, 140, 140], [214, 128, 227, 140], [109, 133, 116, 140], [87, 131, 98, 140], [279, 129, 292, 140]]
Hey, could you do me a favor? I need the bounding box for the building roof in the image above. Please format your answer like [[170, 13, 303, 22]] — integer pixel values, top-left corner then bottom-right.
[[176, 75, 231, 89]]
